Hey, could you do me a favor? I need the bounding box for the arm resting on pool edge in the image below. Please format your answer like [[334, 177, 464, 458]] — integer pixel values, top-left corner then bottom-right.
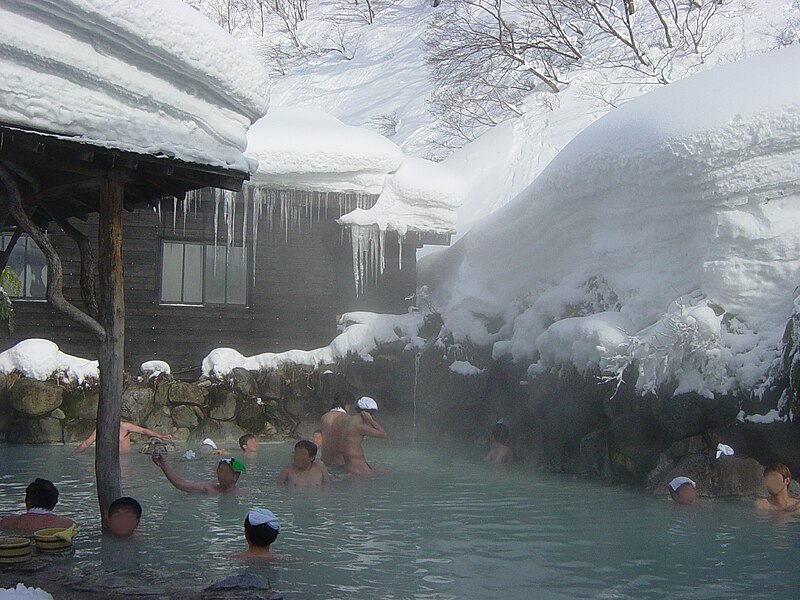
[[152, 454, 216, 494]]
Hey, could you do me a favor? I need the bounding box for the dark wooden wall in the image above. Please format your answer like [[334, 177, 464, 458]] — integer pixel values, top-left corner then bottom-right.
[[1, 194, 418, 376]]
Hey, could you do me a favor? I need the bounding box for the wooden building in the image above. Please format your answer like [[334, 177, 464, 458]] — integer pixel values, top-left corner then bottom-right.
[[1, 189, 448, 375]]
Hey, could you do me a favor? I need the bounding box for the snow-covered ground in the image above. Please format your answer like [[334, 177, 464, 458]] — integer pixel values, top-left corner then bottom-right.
[[0, 0, 269, 171], [422, 45, 800, 398]]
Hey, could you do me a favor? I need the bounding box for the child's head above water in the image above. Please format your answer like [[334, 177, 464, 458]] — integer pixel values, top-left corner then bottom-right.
[[244, 509, 280, 548], [108, 496, 142, 537]]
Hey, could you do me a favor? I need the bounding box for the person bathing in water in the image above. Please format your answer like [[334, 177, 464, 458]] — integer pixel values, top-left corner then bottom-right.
[[276, 440, 329, 487], [320, 391, 354, 467], [152, 454, 246, 494], [754, 463, 800, 512], [75, 421, 172, 455], [230, 509, 281, 561], [0, 478, 76, 533], [341, 396, 387, 475], [485, 422, 514, 464], [668, 477, 697, 505]]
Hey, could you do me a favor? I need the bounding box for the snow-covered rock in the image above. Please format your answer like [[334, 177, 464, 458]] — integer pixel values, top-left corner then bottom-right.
[[422, 45, 800, 398], [449, 360, 484, 376], [0, 339, 98, 383], [0, 0, 269, 172], [201, 311, 424, 378], [0, 584, 54, 600], [140, 360, 171, 379]]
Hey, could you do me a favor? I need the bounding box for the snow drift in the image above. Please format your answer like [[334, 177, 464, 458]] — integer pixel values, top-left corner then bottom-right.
[[0, 0, 270, 172], [421, 45, 800, 397]]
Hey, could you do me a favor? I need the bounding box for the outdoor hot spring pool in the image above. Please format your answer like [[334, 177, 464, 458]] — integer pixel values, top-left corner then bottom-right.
[[1, 440, 799, 599]]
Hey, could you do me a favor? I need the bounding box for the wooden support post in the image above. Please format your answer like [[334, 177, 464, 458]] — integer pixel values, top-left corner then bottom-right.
[[95, 176, 125, 527]]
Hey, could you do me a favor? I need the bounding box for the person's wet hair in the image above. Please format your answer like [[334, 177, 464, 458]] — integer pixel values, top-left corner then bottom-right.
[[764, 463, 792, 480], [109, 497, 142, 519], [239, 433, 257, 450], [491, 423, 510, 444], [25, 478, 59, 510], [313, 429, 322, 436], [244, 515, 279, 547], [331, 390, 354, 410], [295, 439, 317, 458]]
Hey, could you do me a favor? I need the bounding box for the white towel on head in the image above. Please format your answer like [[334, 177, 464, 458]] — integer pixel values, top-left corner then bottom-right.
[[716, 443, 734, 459], [201, 438, 218, 449], [247, 509, 280, 531], [668, 476, 696, 492], [357, 396, 378, 411]]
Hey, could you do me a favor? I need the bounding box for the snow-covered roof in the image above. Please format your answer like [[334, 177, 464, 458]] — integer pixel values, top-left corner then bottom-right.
[[0, 0, 269, 173], [245, 106, 465, 235], [422, 45, 800, 397], [245, 107, 404, 194]]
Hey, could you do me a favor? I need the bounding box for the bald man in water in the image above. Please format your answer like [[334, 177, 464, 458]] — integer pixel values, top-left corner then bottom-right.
[[74, 421, 172, 455], [341, 396, 387, 475]]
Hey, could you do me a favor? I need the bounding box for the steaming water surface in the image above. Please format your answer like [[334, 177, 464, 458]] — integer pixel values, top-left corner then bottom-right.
[[0, 440, 798, 599]]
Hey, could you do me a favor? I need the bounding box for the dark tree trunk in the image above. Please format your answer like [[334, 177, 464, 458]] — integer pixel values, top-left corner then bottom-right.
[[95, 176, 125, 527]]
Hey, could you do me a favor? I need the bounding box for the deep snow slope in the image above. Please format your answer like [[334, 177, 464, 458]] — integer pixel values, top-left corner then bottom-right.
[[421, 45, 800, 398]]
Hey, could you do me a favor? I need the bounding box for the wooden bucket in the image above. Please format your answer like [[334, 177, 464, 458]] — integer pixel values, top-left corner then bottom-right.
[[33, 528, 73, 554], [0, 537, 32, 564]]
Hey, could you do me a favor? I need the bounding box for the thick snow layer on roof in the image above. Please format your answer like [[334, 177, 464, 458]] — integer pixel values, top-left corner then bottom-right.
[[338, 157, 465, 236], [202, 311, 423, 378], [0, 0, 269, 172], [245, 107, 403, 194], [421, 46, 800, 397], [0, 339, 98, 383]]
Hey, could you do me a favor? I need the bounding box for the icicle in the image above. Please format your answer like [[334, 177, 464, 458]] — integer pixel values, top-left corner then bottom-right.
[[398, 232, 404, 270], [213, 190, 220, 272]]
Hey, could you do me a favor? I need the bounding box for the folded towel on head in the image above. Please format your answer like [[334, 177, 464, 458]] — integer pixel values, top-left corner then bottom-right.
[[668, 476, 696, 492], [247, 509, 280, 531], [201, 438, 218, 450], [220, 457, 247, 474], [357, 396, 378, 411]]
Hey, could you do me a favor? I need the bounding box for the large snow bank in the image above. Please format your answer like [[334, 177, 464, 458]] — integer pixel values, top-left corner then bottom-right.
[[245, 107, 403, 194], [0, 0, 269, 172], [338, 156, 465, 236], [421, 45, 800, 397], [0, 339, 98, 383], [202, 311, 423, 378]]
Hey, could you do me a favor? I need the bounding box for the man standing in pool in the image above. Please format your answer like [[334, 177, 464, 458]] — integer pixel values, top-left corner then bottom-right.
[[320, 390, 354, 467], [152, 454, 246, 494], [74, 421, 172, 454], [341, 396, 387, 475]]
